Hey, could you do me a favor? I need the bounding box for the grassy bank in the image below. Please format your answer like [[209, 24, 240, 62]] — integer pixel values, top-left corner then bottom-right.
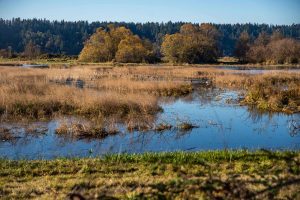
[[0, 150, 299, 199]]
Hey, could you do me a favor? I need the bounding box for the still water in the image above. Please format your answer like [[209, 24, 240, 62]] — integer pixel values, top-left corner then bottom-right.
[[0, 88, 299, 159]]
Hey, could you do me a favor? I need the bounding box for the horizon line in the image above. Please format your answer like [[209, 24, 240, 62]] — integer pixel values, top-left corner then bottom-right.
[[1, 17, 299, 26]]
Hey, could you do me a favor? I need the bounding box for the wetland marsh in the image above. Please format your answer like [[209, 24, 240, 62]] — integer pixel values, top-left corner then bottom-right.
[[0, 65, 299, 159], [1, 3, 300, 199]]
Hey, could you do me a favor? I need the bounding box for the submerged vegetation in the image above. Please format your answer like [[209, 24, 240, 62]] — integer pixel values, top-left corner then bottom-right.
[[0, 150, 299, 199]]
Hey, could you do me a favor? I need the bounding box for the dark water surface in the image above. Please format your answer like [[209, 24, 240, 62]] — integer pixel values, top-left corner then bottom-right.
[[0, 88, 299, 160]]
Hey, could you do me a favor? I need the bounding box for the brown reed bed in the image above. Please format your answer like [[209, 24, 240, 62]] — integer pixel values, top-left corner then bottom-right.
[[0, 87, 161, 121], [0, 67, 161, 121]]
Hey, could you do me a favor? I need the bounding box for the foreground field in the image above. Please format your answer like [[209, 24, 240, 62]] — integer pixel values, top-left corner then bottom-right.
[[0, 150, 299, 199]]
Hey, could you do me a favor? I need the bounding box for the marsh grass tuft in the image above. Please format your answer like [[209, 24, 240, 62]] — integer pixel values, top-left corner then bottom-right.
[[0, 128, 17, 142], [241, 74, 300, 113], [55, 121, 118, 139], [214, 72, 300, 113], [176, 122, 198, 131], [154, 123, 173, 132]]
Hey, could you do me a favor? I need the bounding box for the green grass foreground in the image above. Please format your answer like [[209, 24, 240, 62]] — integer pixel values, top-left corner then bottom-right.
[[0, 150, 300, 199]]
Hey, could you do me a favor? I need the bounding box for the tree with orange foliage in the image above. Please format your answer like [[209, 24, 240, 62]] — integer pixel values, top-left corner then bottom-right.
[[116, 35, 149, 63], [161, 23, 219, 64], [79, 25, 152, 63]]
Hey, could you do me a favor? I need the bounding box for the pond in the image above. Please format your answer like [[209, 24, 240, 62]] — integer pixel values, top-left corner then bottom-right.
[[0, 88, 299, 159]]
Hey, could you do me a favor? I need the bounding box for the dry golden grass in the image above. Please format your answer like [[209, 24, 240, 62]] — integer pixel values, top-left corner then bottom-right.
[[89, 78, 192, 96], [92, 65, 228, 79], [0, 67, 161, 120], [214, 71, 300, 88], [0, 87, 160, 120], [0, 66, 195, 96]]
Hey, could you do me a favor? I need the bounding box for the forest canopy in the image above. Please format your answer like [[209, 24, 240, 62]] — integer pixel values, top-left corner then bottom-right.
[[0, 18, 299, 64]]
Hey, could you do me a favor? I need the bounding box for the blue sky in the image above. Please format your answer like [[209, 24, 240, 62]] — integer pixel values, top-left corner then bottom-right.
[[0, 0, 299, 24]]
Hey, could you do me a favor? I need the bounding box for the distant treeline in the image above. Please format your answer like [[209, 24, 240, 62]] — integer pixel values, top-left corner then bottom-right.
[[0, 18, 300, 63]]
